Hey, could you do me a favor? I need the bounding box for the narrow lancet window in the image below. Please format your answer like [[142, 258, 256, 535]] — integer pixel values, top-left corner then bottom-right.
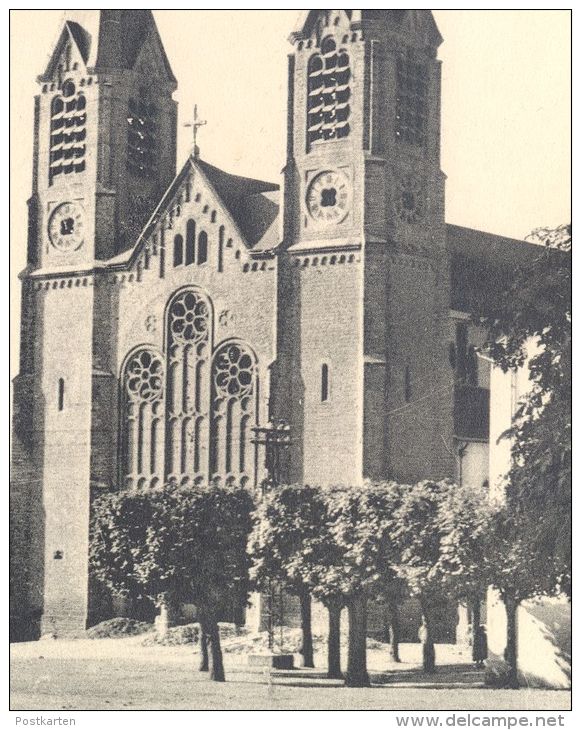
[[58, 378, 65, 411], [173, 234, 184, 267], [321, 363, 329, 402], [198, 231, 208, 265], [185, 220, 196, 265]]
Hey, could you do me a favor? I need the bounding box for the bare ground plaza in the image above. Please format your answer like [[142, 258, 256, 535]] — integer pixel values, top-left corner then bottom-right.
[[10, 635, 570, 712]]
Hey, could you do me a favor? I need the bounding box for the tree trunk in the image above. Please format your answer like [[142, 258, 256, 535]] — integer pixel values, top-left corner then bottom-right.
[[300, 590, 314, 668], [200, 608, 225, 682], [504, 594, 519, 689], [471, 597, 481, 662], [326, 599, 343, 679], [345, 594, 370, 687], [199, 629, 209, 672], [387, 596, 401, 663], [419, 600, 436, 674]]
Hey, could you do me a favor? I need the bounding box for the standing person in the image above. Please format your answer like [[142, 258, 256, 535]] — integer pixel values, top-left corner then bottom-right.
[[474, 624, 488, 667]]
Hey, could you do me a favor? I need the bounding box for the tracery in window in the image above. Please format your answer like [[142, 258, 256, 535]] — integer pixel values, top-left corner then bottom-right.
[[121, 349, 165, 490], [127, 90, 158, 178], [307, 37, 351, 146], [165, 289, 212, 486], [395, 54, 428, 147], [49, 80, 86, 184], [210, 342, 256, 487]]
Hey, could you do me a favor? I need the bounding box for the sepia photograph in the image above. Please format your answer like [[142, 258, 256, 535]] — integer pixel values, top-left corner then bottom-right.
[[9, 7, 571, 717]]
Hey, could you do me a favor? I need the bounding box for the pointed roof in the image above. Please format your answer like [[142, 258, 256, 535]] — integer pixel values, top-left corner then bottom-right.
[[291, 9, 442, 47], [39, 10, 175, 82], [196, 159, 279, 249]]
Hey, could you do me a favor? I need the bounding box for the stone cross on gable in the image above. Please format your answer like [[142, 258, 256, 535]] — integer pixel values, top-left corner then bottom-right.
[[184, 105, 207, 159]]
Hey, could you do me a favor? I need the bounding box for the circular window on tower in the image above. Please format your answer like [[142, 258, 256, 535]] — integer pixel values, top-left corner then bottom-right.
[[395, 175, 425, 224]]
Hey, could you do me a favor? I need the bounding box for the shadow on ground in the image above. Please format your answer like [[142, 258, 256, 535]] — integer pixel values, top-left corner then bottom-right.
[[268, 663, 485, 690]]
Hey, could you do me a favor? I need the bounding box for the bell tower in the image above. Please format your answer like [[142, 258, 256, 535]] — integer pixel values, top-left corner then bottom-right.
[[29, 10, 177, 269], [11, 11, 177, 639], [275, 10, 452, 487]]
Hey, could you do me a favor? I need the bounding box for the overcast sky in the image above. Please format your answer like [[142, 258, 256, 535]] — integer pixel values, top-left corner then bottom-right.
[[9, 9, 571, 371]]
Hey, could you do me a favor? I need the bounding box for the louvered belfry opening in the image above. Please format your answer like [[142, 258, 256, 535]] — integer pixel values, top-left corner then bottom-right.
[[307, 36, 351, 146], [127, 89, 158, 178], [49, 79, 86, 184]]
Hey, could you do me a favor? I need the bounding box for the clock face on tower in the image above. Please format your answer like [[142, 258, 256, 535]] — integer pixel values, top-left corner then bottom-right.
[[48, 202, 85, 252], [306, 170, 352, 225]]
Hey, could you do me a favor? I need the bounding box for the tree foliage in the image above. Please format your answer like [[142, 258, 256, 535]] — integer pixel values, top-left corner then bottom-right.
[[483, 223, 571, 596], [437, 483, 492, 605], [248, 484, 323, 666], [90, 484, 254, 681]]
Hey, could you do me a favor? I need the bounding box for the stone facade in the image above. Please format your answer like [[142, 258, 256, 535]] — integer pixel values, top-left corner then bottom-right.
[[11, 10, 542, 640]]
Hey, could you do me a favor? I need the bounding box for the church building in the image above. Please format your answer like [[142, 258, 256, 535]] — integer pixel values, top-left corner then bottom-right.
[[11, 10, 540, 639]]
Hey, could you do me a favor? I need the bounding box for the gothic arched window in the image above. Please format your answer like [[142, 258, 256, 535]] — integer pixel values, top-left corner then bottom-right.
[[165, 289, 212, 486], [121, 348, 165, 490], [307, 36, 351, 146], [210, 341, 257, 487], [127, 89, 158, 177], [49, 80, 86, 184]]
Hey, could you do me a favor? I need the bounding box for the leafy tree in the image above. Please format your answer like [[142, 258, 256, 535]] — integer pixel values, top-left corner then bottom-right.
[[184, 486, 255, 681], [90, 491, 166, 608], [437, 483, 493, 659], [248, 484, 321, 667], [483, 224, 571, 596], [368, 482, 408, 665], [284, 486, 347, 679], [327, 485, 393, 687], [91, 485, 254, 682], [485, 506, 556, 688], [392, 480, 454, 673]]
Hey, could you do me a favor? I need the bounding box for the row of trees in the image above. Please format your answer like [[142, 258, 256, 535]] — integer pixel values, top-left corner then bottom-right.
[[249, 480, 562, 688], [90, 225, 571, 688], [90, 477, 556, 688]]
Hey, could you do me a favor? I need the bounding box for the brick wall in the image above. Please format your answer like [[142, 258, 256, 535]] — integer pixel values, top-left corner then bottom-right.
[[276, 252, 364, 487]]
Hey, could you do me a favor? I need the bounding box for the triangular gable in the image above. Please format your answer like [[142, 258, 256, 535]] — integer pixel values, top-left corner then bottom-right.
[[290, 10, 352, 42], [112, 156, 280, 271], [39, 21, 89, 82], [39, 10, 176, 82], [290, 9, 442, 48]]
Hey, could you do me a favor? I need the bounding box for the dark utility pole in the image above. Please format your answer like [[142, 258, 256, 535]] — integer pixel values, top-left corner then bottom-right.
[[251, 420, 292, 650]]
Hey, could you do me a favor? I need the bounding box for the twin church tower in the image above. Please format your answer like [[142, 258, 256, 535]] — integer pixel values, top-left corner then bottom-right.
[[12, 10, 508, 637]]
